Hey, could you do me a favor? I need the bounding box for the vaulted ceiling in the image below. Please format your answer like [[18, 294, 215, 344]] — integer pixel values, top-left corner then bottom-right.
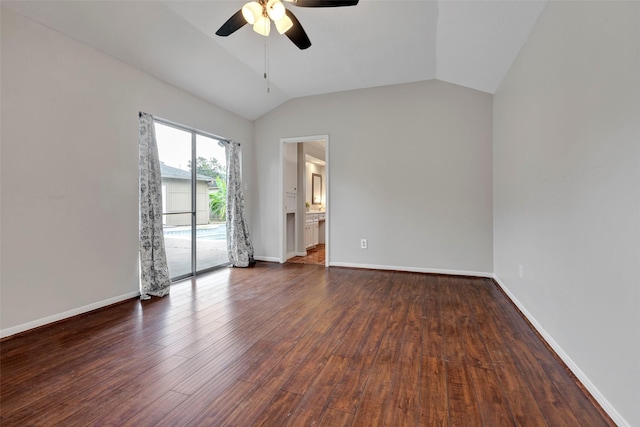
[[4, 0, 547, 120]]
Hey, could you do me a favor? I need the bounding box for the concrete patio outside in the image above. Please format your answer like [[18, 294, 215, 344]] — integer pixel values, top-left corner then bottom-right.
[[163, 223, 229, 279]]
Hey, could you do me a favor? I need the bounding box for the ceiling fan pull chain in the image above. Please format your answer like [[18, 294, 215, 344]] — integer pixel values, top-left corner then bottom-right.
[[264, 33, 271, 93]]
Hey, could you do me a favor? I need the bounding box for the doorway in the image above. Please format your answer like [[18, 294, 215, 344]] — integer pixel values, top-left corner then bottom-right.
[[154, 120, 230, 281], [280, 135, 329, 267]]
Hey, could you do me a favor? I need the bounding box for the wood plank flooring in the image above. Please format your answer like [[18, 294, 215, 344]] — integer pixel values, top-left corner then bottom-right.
[[287, 244, 326, 266], [0, 262, 614, 426]]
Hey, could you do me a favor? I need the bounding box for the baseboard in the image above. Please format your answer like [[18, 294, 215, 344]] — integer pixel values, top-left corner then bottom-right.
[[0, 291, 140, 340], [285, 252, 308, 260], [253, 255, 280, 263], [329, 262, 493, 278], [492, 274, 629, 427]]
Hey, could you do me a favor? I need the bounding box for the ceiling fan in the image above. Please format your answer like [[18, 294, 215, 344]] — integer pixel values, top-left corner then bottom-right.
[[215, 0, 359, 50]]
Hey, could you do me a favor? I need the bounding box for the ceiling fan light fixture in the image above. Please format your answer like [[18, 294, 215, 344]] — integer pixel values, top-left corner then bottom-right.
[[267, 0, 286, 21], [275, 15, 293, 34], [253, 15, 271, 36], [242, 1, 262, 25], [216, 0, 358, 49]]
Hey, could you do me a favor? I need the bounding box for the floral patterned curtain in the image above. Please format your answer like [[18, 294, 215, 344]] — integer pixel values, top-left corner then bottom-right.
[[224, 140, 255, 267], [139, 112, 171, 299]]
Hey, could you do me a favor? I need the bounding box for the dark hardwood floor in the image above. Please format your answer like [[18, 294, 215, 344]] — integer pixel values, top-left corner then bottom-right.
[[287, 244, 326, 266], [0, 262, 613, 426]]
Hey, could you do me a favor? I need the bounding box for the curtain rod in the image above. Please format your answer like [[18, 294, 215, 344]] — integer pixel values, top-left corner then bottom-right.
[[140, 112, 239, 146]]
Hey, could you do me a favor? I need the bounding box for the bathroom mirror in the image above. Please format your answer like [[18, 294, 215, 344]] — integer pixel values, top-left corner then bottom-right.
[[312, 173, 322, 205]]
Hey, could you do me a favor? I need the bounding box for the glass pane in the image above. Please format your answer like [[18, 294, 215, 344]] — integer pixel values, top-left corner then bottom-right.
[[196, 134, 229, 270], [156, 123, 193, 279], [163, 213, 193, 279]]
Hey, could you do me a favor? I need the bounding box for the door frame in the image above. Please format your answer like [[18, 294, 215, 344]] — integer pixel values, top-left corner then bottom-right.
[[279, 135, 329, 266], [154, 117, 231, 281]]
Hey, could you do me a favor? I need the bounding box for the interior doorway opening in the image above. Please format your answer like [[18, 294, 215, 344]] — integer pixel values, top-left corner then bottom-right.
[[280, 136, 329, 267]]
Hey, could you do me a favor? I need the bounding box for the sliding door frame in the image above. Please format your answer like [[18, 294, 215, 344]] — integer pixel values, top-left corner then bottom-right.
[[154, 117, 230, 281]]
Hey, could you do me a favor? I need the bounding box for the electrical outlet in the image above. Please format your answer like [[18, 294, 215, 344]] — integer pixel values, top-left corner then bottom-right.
[[360, 239, 368, 249], [518, 264, 524, 278]]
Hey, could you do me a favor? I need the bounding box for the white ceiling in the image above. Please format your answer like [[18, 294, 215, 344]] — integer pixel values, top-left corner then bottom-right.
[[4, 0, 547, 121]]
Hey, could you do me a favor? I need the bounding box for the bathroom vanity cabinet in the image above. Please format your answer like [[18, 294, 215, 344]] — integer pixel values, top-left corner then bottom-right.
[[305, 212, 325, 249]]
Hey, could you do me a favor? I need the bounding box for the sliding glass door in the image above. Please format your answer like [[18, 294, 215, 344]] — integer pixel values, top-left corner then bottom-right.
[[154, 121, 228, 281], [195, 133, 229, 271]]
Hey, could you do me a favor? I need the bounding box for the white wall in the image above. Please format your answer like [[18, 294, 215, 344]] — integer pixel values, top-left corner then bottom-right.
[[0, 7, 253, 336], [253, 80, 493, 275], [493, 2, 640, 425]]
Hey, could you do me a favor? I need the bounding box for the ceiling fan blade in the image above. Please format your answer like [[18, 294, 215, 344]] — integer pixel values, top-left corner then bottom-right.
[[284, 9, 311, 50], [286, 0, 358, 7], [215, 9, 247, 37]]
